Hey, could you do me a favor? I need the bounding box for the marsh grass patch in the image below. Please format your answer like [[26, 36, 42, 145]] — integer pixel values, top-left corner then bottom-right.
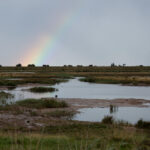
[[16, 98, 68, 109], [29, 87, 57, 93]]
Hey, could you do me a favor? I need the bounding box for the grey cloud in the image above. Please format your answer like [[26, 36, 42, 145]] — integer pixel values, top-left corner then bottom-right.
[[0, 0, 150, 66]]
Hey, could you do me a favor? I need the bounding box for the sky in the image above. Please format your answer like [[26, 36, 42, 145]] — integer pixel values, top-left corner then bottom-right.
[[0, 0, 150, 66]]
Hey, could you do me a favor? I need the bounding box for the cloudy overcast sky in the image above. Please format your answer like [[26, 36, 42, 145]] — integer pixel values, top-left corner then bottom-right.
[[0, 0, 150, 66]]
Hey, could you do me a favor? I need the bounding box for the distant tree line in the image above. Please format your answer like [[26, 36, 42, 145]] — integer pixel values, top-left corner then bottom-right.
[[0, 63, 145, 68]]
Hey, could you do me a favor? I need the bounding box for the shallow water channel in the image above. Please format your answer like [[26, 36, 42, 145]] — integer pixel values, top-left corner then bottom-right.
[[1, 78, 150, 123], [2, 77, 150, 100], [73, 107, 150, 124]]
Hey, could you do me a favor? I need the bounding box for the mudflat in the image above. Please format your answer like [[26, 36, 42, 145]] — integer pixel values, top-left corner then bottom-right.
[[60, 98, 150, 109]]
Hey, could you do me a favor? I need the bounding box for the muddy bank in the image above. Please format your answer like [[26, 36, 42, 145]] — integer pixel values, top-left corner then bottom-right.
[[60, 98, 150, 109], [0, 98, 149, 130]]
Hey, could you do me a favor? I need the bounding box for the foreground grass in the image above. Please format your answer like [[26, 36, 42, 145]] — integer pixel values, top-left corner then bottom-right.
[[0, 98, 149, 149], [0, 122, 149, 150]]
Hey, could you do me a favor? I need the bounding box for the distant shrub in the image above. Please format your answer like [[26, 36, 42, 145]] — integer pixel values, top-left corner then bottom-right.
[[77, 65, 83, 67], [28, 64, 35, 67], [43, 64, 49, 67], [111, 63, 116, 67], [16, 63, 22, 67], [68, 65, 73, 67], [89, 64, 93, 67]]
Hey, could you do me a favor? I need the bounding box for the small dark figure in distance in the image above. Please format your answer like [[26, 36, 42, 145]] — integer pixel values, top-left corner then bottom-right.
[[55, 95, 58, 99]]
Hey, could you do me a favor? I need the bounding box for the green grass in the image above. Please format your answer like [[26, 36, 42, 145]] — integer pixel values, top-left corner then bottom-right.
[[79, 77, 131, 84], [1, 66, 150, 87], [0, 122, 149, 150], [29, 87, 57, 93], [80, 76, 150, 85], [0, 77, 67, 87], [16, 98, 68, 109], [0, 100, 149, 150]]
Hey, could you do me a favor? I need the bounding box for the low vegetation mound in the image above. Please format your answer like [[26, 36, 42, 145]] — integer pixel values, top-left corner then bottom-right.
[[0, 91, 14, 99], [47, 110, 75, 120], [29, 87, 57, 93], [102, 116, 114, 124], [135, 119, 150, 129], [80, 76, 150, 86], [16, 98, 68, 109]]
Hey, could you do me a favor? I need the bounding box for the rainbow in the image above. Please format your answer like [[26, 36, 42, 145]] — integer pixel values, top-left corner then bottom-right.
[[22, 0, 86, 67], [22, 0, 86, 66], [22, 13, 75, 66]]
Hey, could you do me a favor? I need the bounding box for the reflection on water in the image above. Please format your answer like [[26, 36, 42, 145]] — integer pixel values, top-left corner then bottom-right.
[[73, 107, 150, 124], [110, 105, 118, 114]]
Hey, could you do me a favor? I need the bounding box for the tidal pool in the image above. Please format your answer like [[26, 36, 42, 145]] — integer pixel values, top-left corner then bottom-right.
[[73, 107, 150, 124], [52, 78, 150, 100], [1, 77, 150, 101]]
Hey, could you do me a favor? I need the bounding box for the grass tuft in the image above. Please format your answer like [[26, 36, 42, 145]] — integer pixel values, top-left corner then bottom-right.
[[102, 116, 114, 124], [135, 119, 150, 129]]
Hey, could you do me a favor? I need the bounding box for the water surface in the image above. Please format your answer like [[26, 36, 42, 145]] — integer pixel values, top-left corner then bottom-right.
[[2, 78, 150, 101], [1, 78, 150, 123], [52, 78, 150, 100], [73, 107, 150, 124]]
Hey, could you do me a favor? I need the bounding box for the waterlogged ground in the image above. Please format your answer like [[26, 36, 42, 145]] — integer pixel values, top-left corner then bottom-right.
[[2, 85, 55, 102], [73, 107, 150, 124], [2, 78, 150, 101], [0, 78, 150, 123]]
